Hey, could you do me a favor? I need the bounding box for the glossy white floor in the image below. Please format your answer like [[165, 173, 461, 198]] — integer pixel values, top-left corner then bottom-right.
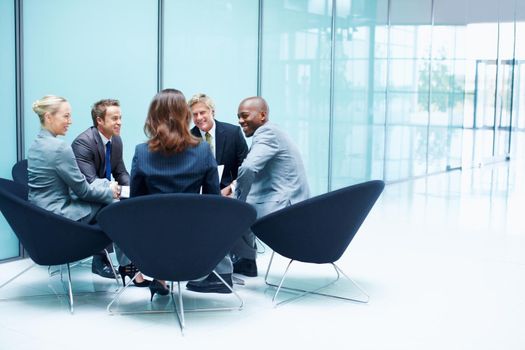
[[1, 158, 525, 349]]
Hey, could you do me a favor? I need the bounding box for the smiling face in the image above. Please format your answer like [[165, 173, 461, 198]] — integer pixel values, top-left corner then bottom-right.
[[191, 101, 214, 133], [237, 100, 266, 137], [45, 102, 72, 136], [97, 105, 122, 138]]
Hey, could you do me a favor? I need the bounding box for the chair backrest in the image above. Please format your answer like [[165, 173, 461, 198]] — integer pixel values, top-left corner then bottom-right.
[[11, 159, 28, 188], [251, 180, 385, 264], [97, 193, 257, 282], [0, 178, 111, 266]]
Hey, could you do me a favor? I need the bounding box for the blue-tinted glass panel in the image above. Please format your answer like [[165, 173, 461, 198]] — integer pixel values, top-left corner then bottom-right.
[[494, 0, 516, 158], [23, 0, 158, 167], [163, 0, 258, 126], [386, 0, 432, 180], [0, 0, 19, 260], [262, 0, 332, 195], [429, 20, 467, 172], [514, 2, 525, 131], [462, 0, 499, 166], [332, 0, 387, 188], [384, 125, 428, 180]]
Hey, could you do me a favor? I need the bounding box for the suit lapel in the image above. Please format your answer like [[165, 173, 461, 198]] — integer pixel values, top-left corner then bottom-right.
[[214, 121, 225, 165], [92, 127, 106, 178], [190, 125, 202, 139]]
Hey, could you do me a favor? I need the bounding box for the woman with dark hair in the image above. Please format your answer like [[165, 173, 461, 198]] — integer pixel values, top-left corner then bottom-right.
[[130, 88, 220, 298]]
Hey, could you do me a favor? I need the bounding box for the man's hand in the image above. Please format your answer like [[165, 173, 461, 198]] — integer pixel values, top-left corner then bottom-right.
[[221, 185, 232, 197], [109, 181, 121, 199], [221, 180, 236, 197]]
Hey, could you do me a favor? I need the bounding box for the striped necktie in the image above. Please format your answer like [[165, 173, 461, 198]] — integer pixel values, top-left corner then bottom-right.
[[205, 132, 214, 154]]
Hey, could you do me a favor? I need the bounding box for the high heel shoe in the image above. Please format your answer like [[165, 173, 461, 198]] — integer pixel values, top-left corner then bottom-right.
[[149, 279, 170, 301], [118, 264, 150, 287]]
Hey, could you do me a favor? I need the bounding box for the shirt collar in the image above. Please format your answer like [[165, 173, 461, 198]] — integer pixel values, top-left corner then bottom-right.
[[198, 122, 216, 139], [98, 130, 112, 145]]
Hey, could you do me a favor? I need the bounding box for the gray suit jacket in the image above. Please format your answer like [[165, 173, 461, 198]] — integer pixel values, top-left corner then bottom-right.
[[235, 122, 309, 214], [72, 126, 130, 185], [28, 128, 113, 221]]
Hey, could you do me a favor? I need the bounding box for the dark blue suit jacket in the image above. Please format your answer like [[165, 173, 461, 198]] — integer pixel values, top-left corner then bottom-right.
[[130, 142, 220, 197], [191, 120, 248, 189]]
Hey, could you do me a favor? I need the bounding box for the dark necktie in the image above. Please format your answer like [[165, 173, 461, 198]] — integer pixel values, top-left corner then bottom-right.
[[105, 140, 112, 181]]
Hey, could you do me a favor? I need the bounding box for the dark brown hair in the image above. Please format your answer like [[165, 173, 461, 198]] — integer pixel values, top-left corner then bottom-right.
[[144, 88, 199, 154], [91, 99, 120, 126]]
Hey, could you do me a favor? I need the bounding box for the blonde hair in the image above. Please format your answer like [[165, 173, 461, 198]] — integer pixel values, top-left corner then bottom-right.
[[32, 95, 67, 124], [188, 93, 215, 116]]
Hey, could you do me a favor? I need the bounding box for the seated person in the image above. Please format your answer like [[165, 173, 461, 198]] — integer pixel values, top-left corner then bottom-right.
[[28, 95, 119, 224], [72, 99, 148, 286], [129, 88, 222, 299]]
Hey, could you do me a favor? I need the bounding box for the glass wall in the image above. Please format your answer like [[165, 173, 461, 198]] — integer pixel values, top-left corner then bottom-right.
[[494, 0, 516, 159], [1, 0, 524, 261], [513, 0, 525, 131], [332, 0, 387, 188], [163, 0, 258, 126], [261, 0, 332, 195], [431, 0, 467, 172], [463, 0, 502, 166], [0, 0, 20, 261], [23, 0, 158, 167], [385, 0, 433, 181]]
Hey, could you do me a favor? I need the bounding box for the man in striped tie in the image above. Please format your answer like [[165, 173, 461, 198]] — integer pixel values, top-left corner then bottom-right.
[[186, 93, 249, 293]]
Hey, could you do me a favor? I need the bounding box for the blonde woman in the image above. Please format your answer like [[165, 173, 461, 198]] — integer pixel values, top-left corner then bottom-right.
[[28, 95, 119, 223]]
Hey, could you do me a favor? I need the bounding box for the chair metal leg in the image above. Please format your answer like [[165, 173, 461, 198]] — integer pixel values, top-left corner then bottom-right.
[[272, 258, 295, 305], [332, 263, 370, 303], [0, 261, 112, 311], [50, 250, 119, 285], [173, 282, 185, 333], [211, 270, 244, 311], [264, 251, 370, 306], [58, 263, 75, 314], [108, 275, 177, 316], [48, 256, 91, 277], [107, 272, 141, 314], [107, 270, 244, 330], [103, 249, 120, 286], [66, 263, 74, 314]]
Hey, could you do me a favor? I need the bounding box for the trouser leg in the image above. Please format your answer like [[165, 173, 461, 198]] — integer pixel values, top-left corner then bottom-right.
[[230, 230, 257, 260], [214, 255, 233, 274], [114, 244, 131, 266], [231, 199, 291, 260]]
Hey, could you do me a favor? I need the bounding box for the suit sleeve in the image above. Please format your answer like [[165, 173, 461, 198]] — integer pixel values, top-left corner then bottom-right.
[[130, 147, 147, 197], [235, 127, 278, 202], [235, 126, 248, 169], [112, 137, 130, 185], [54, 142, 113, 203], [202, 147, 221, 195], [71, 135, 98, 184]]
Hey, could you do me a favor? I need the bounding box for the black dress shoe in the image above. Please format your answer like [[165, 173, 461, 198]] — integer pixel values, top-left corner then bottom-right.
[[233, 258, 258, 277], [186, 273, 233, 294], [91, 255, 114, 279]]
